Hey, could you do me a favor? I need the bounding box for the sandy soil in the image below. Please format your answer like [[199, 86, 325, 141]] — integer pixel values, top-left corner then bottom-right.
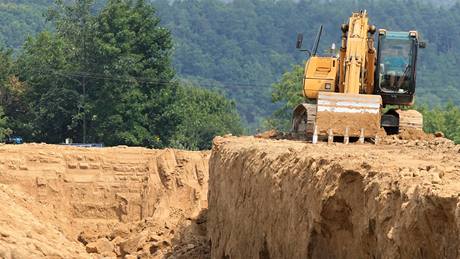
[[208, 135, 460, 259], [316, 111, 382, 136], [1, 133, 459, 258], [0, 144, 210, 258], [0, 184, 89, 258]]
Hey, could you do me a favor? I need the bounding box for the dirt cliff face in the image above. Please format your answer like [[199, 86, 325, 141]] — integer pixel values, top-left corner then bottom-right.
[[0, 144, 210, 258], [208, 136, 460, 259], [2, 135, 460, 258]]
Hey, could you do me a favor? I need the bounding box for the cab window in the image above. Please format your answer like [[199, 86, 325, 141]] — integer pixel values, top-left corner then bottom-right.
[[378, 38, 413, 93]]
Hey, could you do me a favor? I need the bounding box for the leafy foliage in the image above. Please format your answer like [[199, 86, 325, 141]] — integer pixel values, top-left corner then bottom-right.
[[16, 32, 80, 142], [1, 0, 242, 149], [83, 0, 176, 146], [169, 84, 243, 150], [264, 64, 304, 131], [417, 103, 460, 143], [0, 107, 10, 140], [0, 48, 16, 140]]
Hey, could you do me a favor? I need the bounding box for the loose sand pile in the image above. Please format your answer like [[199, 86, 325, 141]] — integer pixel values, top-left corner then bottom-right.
[[0, 184, 88, 258]]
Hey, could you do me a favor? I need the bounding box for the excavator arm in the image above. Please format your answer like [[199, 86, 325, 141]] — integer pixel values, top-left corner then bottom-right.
[[293, 11, 383, 141], [339, 12, 376, 94], [315, 11, 383, 140]]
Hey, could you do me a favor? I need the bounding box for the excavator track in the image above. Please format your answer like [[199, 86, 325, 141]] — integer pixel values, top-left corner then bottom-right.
[[291, 103, 317, 138], [382, 109, 423, 134]]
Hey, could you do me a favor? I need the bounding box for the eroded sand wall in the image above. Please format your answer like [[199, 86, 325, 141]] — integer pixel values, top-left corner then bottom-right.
[[0, 144, 209, 258], [208, 136, 460, 259]]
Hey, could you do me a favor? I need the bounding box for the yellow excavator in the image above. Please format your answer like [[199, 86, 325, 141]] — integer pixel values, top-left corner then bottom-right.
[[292, 10, 425, 143]]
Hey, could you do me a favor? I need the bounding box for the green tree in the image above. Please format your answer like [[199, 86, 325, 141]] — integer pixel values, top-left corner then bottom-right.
[[169, 84, 243, 150], [0, 107, 11, 140], [16, 32, 81, 142], [47, 0, 97, 143], [418, 102, 460, 143], [0, 48, 21, 140], [264, 64, 304, 131], [10, 0, 175, 146], [0, 48, 15, 108], [86, 0, 175, 146]]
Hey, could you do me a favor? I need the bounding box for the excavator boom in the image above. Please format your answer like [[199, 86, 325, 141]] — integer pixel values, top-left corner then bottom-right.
[[316, 12, 382, 139]]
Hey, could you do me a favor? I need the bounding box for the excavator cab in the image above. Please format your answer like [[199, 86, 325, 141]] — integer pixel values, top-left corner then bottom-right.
[[375, 30, 424, 105], [376, 30, 426, 133]]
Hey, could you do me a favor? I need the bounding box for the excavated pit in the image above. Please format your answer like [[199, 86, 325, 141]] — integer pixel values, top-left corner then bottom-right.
[[1, 135, 460, 259], [0, 144, 210, 258], [208, 136, 460, 259]]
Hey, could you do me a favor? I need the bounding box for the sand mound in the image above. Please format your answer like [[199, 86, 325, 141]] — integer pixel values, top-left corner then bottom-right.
[[0, 184, 89, 258], [394, 128, 434, 141]]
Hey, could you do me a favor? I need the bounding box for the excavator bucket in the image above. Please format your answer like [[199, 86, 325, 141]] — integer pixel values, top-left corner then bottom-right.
[[315, 92, 382, 138]]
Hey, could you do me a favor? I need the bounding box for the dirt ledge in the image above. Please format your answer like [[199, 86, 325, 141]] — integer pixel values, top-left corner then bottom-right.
[[208, 136, 460, 259]]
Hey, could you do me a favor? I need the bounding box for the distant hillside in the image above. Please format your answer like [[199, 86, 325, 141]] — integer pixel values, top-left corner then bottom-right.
[[0, 2, 49, 48], [154, 0, 460, 127], [2, 0, 460, 130]]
